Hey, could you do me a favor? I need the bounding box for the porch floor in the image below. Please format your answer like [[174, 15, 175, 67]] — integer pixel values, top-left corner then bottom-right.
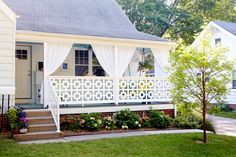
[[15, 104, 44, 109]]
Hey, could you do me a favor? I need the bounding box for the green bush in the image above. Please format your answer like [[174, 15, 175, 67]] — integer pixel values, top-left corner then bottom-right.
[[80, 113, 102, 131], [7, 108, 19, 130], [102, 116, 117, 130], [220, 102, 232, 112], [173, 113, 215, 133], [148, 110, 171, 128], [114, 109, 141, 129], [173, 113, 201, 129], [60, 115, 80, 131]]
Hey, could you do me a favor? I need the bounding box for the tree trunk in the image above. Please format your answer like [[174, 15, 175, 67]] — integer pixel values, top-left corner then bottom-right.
[[202, 71, 207, 143]]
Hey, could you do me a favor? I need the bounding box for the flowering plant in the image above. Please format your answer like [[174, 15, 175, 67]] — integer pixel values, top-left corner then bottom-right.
[[18, 117, 29, 129], [102, 116, 116, 130], [80, 113, 102, 131], [60, 115, 80, 131]]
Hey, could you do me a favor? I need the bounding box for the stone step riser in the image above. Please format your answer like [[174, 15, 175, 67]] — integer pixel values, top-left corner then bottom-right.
[[14, 132, 63, 141], [28, 118, 54, 125], [28, 125, 57, 133]]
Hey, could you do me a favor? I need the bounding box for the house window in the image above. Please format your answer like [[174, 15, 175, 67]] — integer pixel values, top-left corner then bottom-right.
[[75, 50, 105, 76], [215, 38, 221, 46], [75, 50, 89, 76], [16, 50, 28, 60], [233, 70, 236, 89]]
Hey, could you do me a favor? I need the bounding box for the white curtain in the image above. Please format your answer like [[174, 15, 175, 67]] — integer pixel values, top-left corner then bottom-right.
[[92, 44, 136, 77], [152, 47, 171, 77], [41, 42, 73, 105]]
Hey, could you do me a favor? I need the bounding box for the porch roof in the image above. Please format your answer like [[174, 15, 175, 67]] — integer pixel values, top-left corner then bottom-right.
[[4, 0, 168, 42]]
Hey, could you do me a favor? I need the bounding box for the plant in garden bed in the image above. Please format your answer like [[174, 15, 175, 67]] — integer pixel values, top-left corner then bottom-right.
[[80, 113, 102, 131], [148, 110, 171, 129], [7, 108, 19, 133], [173, 113, 215, 133], [114, 109, 141, 129], [60, 115, 80, 131], [17, 107, 28, 134], [102, 116, 116, 130]]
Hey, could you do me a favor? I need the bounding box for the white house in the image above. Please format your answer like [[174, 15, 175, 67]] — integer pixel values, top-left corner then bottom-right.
[[0, 0, 175, 138], [193, 20, 236, 108]]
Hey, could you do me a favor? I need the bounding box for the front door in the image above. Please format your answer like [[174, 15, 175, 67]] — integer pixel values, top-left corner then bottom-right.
[[15, 46, 32, 99]]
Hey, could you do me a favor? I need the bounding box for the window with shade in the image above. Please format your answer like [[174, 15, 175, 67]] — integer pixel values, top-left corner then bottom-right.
[[233, 70, 236, 89], [215, 38, 221, 46]]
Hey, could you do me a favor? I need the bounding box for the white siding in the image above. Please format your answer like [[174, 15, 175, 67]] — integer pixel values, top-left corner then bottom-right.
[[0, 9, 15, 87]]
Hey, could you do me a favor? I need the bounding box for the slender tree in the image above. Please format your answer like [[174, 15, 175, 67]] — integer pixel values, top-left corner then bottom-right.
[[169, 39, 233, 143]]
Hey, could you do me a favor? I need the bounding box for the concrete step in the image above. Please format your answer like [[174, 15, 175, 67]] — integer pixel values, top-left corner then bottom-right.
[[28, 124, 57, 133], [14, 131, 63, 141], [24, 109, 51, 118], [27, 117, 54, 125]]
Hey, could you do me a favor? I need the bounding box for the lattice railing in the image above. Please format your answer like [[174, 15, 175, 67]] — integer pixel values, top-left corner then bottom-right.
[[49, 76, 171, 105]]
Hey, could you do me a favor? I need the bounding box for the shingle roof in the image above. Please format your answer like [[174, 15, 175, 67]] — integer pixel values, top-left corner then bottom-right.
[[3, 0, 167, 42], [213, 20, 236, 36]]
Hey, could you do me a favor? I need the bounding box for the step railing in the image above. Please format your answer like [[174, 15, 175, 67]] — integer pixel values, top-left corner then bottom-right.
[[47, 78, 60, 132], [49, 76, 171, 105]]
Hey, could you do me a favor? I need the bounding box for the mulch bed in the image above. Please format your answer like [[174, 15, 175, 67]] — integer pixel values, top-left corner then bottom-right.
[[62, 127, 182, 137]]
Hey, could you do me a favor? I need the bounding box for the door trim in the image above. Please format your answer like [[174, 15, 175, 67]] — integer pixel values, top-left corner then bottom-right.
[[15, 45, 33, 99]]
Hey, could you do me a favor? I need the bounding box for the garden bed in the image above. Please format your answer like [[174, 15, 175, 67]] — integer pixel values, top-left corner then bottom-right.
[[62, 127, 181, 137]]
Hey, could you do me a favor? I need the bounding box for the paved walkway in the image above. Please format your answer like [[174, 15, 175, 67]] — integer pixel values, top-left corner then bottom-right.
[[19, 129, 205, 144], [208, 115, 236, 137]]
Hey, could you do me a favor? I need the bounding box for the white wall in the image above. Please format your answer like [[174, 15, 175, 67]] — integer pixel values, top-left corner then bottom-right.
[[0, 7, 15, 109], [0, 9, 15, 87]]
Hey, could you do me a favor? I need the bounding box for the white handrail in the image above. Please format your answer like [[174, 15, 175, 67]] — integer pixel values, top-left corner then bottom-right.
[[47, 78, 60, 132]]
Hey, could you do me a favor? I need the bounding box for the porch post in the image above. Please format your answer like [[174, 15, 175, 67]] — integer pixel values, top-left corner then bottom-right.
[[43, 42, 48, 106], [114, 46, 119, 105]]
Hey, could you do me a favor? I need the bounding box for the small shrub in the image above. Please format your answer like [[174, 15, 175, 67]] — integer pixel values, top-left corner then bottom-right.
[[148, 110, 171, 128], [114, 109, 141, 129], [141, 117, 151, 128], [173, 113, 216, 132], [173, 113, 201, 129], [102, 116, 116, 130], [220, 102, 232, 112], [60, 115, 80, 131], [80, 113, 102, 131], [7, 108, 19, 130]]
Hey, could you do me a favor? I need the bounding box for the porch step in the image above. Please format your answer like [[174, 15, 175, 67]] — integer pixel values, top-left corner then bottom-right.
[[14, 131, 63, 141], [28, 124, 57, 132], [27, 117, 54, 125], [24, 109, 51, 118], [14, 109, 63, 142]]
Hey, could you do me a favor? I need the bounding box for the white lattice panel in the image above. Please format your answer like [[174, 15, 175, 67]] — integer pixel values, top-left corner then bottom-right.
[[49, 76, 171, 105]]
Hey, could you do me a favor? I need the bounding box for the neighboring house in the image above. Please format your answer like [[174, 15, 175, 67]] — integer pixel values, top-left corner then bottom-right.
[[0, 0, 174, 136], [193, 20, 236, 108]]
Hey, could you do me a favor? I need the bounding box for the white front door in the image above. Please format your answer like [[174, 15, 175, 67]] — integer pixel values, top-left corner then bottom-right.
[[15, 46, 32, 99]]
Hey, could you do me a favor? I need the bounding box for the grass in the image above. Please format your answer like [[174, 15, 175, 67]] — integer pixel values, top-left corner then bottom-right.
[[214, 111, 236, 119], [0, 133, 236, 157]]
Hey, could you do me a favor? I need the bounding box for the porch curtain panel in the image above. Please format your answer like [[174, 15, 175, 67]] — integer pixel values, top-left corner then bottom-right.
[[41, 42, 73, 105], [92, 44, 136, 77], [152, 47, 170, 77]]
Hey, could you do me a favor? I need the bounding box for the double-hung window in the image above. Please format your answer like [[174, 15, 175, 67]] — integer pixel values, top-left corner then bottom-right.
[[75, 50, 105, 76]]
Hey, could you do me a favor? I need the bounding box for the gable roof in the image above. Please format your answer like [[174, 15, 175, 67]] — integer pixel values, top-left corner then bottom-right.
[[3, 0, 167, 42], [213, 20, 236, 36]]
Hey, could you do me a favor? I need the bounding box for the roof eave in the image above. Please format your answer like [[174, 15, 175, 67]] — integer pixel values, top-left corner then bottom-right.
[[16, 30, 175, 49]]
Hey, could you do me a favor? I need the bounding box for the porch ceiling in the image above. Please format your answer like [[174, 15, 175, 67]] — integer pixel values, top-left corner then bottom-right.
[[16, 30, 175, 49]]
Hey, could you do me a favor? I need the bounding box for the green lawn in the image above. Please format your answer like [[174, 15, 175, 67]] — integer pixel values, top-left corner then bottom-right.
[[1, 133, 236, 157], [215, 111, 236, 119]]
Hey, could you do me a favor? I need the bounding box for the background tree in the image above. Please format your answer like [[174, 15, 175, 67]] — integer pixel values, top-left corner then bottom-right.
[[168, 39, 233, 143], [117, 0, 236, 44]]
